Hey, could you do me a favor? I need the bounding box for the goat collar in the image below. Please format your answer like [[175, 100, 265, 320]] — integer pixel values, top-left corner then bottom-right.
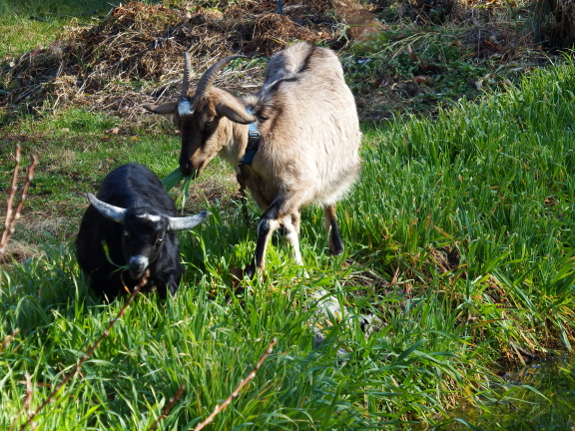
[[239, 108, 260, 166]]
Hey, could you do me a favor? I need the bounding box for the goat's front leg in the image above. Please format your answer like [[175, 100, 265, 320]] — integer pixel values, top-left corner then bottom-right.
[[245, 200, 283, 279]]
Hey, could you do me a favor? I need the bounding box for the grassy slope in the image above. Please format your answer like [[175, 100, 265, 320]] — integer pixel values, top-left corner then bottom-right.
[[0, 0, 126, 58], [3, 62, 575, 429], [3, 1, 575, 430]]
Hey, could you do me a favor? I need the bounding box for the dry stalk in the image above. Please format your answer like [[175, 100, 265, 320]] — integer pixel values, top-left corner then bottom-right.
[[191, 338, 277, 431], [147, 384, 186, 431], [25, 373, 35, 431], [0, 146, 38, 261], [8, 372, 34, 431], [1, 328, 20, 354], [15, 271, 150, 431]]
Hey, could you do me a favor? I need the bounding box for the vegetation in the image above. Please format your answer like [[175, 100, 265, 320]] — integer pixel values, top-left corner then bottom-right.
[[3, 0, 575, 429]]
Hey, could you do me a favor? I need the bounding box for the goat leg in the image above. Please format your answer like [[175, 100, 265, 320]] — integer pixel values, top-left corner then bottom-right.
[[245, 199, 285, 278], [324, 205, 344, 255], [281, 213, 303, 265]]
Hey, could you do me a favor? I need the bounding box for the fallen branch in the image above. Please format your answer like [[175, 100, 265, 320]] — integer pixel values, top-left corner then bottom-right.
[[147, 384, 186, 430], [0, 328, 20, 354], [191, 338, 277, 431], [8, 372, 34, 431], [0, 146, 37, 261], [15, 271, 149, 431]]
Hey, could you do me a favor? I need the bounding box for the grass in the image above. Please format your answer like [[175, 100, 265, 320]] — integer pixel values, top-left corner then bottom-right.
[[4, 58, 575, 428], [0, 0, 131, 58], [0, 108, 236, 245], [3, 0, 575, 429]]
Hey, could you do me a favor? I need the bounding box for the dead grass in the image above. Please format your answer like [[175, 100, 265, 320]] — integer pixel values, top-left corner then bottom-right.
[[0, 0, 344, 122], [0, 0, 555, 125]]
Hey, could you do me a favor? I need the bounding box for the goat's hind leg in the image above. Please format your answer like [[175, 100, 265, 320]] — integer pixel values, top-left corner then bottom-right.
[[282, 212, 303, 265], [324, 204, 344, 255]]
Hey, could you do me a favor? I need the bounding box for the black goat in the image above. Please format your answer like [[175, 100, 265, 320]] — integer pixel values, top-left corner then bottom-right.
[[76, 163, 208, 300]]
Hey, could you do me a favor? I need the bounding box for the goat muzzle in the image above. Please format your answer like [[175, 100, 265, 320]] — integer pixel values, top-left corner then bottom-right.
[[128, 255, 149, 279]]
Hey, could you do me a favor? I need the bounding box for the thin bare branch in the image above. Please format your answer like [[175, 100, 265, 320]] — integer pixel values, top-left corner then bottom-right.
[[191, 338, 277, 431], [1, 147, 38, 260], [25, 372, 35, 431], [8, 371, 33, 431], [1, 146, 21, 254], [16, 271, 149, 431], [1, 328, 20, 354], [147, 384, 186, 430]]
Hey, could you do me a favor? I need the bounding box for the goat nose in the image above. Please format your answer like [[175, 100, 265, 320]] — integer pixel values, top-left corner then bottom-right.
[[129, 255, 149, 278]]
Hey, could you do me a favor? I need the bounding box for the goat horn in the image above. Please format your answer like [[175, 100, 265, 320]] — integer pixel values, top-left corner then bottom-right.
[[195, 55, 245, 99], [87, 193, 126, 224], [180, 52, 192, 101], [167, 210, 209, 232]]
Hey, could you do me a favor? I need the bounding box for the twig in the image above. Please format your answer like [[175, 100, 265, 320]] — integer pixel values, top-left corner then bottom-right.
[[0, 146, 37, 261], [0, 328, 20, 354], [8, 372, 33, 431], [191, 338, 277, 431], [16, 271, 149, 431], [25, 373, 35, 431], [147, 384, 186, 430]]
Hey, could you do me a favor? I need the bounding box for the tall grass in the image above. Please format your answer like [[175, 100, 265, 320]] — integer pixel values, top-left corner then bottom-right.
[[343, 56, 575, 362], [3, 57, 575, 429]]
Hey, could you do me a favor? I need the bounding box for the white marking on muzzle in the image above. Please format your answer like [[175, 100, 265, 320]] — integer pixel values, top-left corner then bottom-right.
[[129, 255, 149, 275]]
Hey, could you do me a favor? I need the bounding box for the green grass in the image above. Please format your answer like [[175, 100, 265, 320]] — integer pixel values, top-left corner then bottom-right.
[[0, 107, 236, 245], [0, 0, 131, 58], [2, 0, 575, 427], [4, 58, 575, 429]]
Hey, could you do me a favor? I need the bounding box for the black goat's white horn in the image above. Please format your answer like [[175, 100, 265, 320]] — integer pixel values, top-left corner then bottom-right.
[[195, 55, 245, 99], [168, 210, 209, 231], [87, 193, 127, 224]]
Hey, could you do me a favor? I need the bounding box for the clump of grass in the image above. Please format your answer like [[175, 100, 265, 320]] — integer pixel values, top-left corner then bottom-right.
[[345, 56, 575, 362]]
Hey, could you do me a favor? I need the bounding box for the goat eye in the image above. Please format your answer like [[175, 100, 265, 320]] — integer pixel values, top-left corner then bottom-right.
[[124, 230, 129, 237], [205, 120, 214, 128], [156, 236, 164, 243]]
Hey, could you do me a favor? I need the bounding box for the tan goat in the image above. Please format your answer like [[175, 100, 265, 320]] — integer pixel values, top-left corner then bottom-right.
[[144, 42, 361, 277]]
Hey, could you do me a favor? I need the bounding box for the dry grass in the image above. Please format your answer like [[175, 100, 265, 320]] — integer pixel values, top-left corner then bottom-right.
[[0, 0, 344, 121], [0, 0, 557, 125]]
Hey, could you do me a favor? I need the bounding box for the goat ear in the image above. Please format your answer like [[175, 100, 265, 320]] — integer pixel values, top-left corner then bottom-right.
[[143, 102, 178, 115], [87, 193, 126, 224], [167, 210, 209, 232], [216, 95, 255, 125]]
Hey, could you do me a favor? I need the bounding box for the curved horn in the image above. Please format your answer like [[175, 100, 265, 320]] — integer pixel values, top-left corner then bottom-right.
[[87, 193, 127, 224], [167, 210, 209, 232], [180, 52, 192, 101], [195, 55, 245, 99]]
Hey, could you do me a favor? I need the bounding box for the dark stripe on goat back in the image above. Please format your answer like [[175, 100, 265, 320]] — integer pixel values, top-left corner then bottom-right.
[[296, 43, 318, 75], [266, 45, 317, 96], [268, 76, 299, 95]]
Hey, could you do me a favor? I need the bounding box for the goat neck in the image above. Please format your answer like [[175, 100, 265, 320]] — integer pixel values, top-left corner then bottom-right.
[[225, 119, 252, 167]]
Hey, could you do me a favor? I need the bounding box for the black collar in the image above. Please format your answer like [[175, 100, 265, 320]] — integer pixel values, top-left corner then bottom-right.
[[239, 109, 260, 166]]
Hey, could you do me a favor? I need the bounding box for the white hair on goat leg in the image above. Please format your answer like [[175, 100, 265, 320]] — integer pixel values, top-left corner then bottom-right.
[[143, 42, 361, 277]]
